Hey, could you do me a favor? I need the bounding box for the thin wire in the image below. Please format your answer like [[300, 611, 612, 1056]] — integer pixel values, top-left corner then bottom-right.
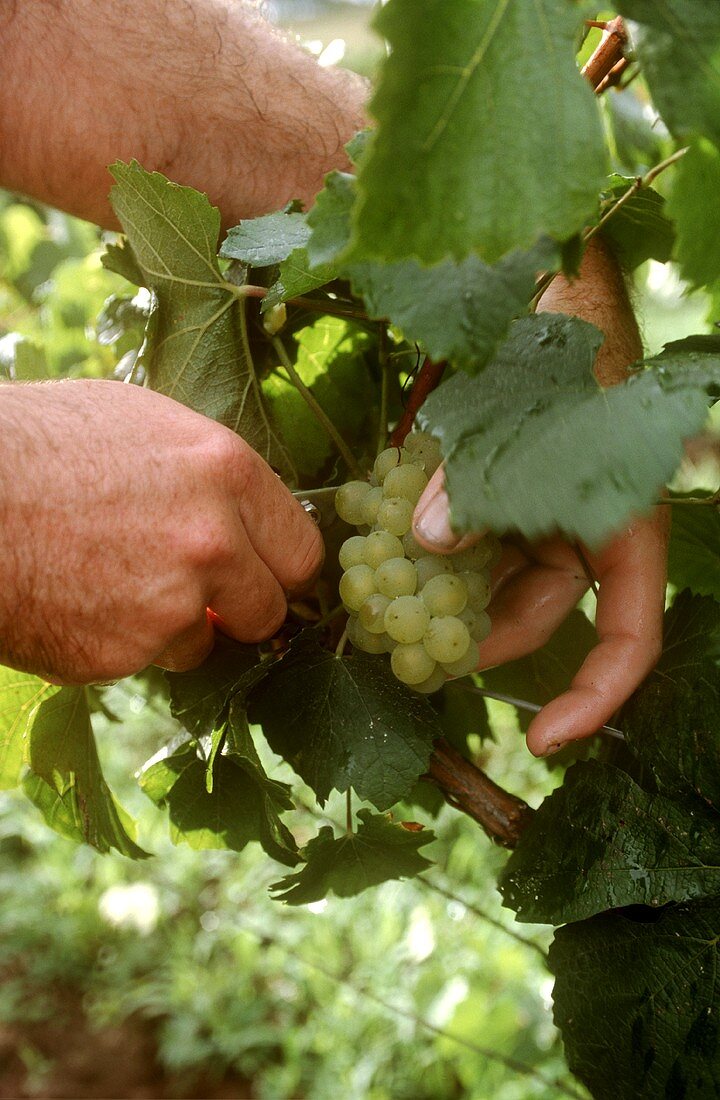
[[457, 683, 626, 740], [235, 917, 586, 1100]]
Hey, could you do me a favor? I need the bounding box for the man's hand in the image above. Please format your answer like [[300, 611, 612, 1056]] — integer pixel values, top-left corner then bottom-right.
[[412, 239, 669, 755], [0, 380, 324, 684]]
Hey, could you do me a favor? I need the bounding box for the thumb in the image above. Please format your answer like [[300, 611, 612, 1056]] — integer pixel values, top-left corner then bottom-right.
[[412, 466, 485, 554]]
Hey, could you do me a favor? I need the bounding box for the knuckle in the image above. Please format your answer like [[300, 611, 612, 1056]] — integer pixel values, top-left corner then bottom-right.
[[196, 427, 250, 486]]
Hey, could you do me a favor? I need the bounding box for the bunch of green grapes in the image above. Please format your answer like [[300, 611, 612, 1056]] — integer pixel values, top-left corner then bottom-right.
[[335, 432, 501, 693]]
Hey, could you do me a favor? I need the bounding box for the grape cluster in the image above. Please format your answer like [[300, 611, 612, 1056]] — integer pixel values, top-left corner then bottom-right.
[[335, 433, 500, 693]]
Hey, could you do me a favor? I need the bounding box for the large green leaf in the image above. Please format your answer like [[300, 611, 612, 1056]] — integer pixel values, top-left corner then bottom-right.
[[551, 899, 720, 1100], [347, 0, 605, 265], [270, 809, 434, 904], [620, 593, 720, 811], [499, 760, 720, 925], [165, 635, 268, 740], [617, 1, 720, 149], [106, 161, 294, 478], [420, 315, 720, 547], [303, 164, 555, 373], [668, 497, 720, 600], [350, 241, 556, 374], [247, 630, 440, 809], [666, 139, 720, 288], [139, 720, 298, 865], [26, 687, 148, 858], [0, 667, 57, 788]]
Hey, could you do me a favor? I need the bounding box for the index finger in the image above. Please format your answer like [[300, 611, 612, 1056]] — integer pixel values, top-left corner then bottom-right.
[[526, 508, 670, 756], [229, 436, 325, 594]]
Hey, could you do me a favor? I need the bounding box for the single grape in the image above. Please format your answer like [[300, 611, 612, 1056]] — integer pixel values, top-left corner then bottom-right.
[[376, 497, 414, 536], [402, 529, 425, 561], [421, 573, 468, 617], [335, 480, 372, 526], [415, 554, 454, 590], [412, 664, 448, 694], [363, 530, 405, 568], [373, 447, 405, 483], [442, 639, 480, 678], [391, 643, 437, 685], [459, 570, 491, 613], [376, 557, 417, 598], [346, 615, 387, 654], [339, 564, 376, 612], [338, 535, 367, 572], [358, 593, 392, 634], [423, 616, 471, 663], [458, 606, 492, 643], [407, 438, 442, 477], [382, 463, 428, 504], [384, 595, 430, 644], [469, 609, 491, 643], [362, 485, 384, 526], [404, 430, 434, 454], [452, 541, 494, 572]]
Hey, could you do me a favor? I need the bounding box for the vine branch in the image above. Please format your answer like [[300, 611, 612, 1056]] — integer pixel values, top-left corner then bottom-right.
[[389, 356, 447, 447], [427, 738, 535, 848]]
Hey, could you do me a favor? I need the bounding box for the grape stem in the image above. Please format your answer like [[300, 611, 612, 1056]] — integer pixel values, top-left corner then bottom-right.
[[427, 739, 534, 848], [389, 356, 447, 447], [272, 336, 365, 479]]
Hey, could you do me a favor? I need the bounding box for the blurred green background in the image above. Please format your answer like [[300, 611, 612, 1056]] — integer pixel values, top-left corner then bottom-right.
[[0, 3, 714, 1097]]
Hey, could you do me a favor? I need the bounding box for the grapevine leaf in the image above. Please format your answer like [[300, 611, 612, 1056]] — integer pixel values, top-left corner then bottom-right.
[[0, 667, 57, 789], [668, 498, 720, 600], [349, 240, 558, 374], [101, 236, 144, 285], [420, 314, 720, 547], [219, 211, 311, 266], [263, 316, 376, 482], [347, 0, 605, 265], [247, 630, 441, 809], [263, 250, 337, 311], [656, 589, 720, 677], [617, 1, 720, 149], [107, 161, 294, 478], [550, 899, 720, 1100], [499, 760, 720, 925], [599, 180, 675, 269], [479, 610, 596, 733], [139, 733, 299, 865], [165, 634, 269, 739], [666, 139, 720, 288], [306, 171, 356, 269], [302, 166, 554, 372], [270, 809, 434, 904], [25, 687, 148, 858], [620, 593, 720, 810]]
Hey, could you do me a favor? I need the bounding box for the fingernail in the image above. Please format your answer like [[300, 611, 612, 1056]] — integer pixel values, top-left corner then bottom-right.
[[541, 742, 563, 757], [414, 487, 462, 550]]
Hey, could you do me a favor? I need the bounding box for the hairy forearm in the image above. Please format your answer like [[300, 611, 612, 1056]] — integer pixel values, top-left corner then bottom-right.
[[538, 237, 643, 385], [0, 0, 367, 229]]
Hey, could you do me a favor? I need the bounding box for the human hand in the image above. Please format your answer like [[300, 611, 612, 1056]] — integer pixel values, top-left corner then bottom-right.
[[413, 473, 668, 756], [0, 379, 323, 684], [411, 238, 669, 755]]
